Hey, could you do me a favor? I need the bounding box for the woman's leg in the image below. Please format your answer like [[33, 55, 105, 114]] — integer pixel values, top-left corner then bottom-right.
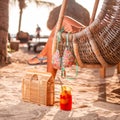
[[46, 28, 57, 78], [47, 16, 85, 78], [27, 30, 54, 65], [28, 16, 85, 77]]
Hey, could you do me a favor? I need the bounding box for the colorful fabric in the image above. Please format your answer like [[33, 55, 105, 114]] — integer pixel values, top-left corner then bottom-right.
[[62, 48, 75, 67], [52, 31, 75, 70], [52, 50, 61, 69]]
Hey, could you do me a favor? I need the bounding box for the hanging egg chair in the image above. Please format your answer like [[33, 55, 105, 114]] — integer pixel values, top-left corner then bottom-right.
[[52, 0, 120, 73], [72, 0, 120, 68]]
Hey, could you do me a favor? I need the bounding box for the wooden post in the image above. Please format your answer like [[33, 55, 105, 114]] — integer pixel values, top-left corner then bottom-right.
[[52, 0, 68, 55], [100, 67, 106, 78], [89, 0, 100, 24], [117, 62, 120, 74], [47, 0, 68, 106], [98, 78, 107, 101]]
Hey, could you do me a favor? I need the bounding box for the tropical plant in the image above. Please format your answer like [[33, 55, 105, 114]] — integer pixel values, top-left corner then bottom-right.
[[0, 0, 9, 65], [10, 0, 55, 32]]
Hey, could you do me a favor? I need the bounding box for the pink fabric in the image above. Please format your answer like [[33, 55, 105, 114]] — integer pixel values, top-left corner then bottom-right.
[[62, 48, 75, 67], [52, 50, 61, 69], [52, 48, 75, 69]]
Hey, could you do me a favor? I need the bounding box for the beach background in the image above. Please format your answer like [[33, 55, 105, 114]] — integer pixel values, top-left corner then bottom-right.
[[9, 0, 104, 36], [0, 0, 119, 119]]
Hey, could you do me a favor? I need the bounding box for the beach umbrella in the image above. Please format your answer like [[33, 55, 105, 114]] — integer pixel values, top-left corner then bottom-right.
[[47, 0, 90, 30]]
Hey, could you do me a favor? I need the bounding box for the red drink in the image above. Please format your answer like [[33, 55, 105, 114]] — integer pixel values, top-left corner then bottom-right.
[[60, 86, 72, 110]]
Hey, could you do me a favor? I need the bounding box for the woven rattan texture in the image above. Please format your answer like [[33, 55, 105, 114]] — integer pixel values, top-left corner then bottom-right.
[[73, 0, 120, 66]]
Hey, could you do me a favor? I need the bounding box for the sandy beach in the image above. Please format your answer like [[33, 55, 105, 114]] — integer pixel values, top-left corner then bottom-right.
[[0, 44, 120, 120]]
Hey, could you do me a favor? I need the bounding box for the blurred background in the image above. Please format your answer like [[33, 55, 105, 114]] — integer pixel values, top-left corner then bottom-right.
[[9, 0, 104, 37]]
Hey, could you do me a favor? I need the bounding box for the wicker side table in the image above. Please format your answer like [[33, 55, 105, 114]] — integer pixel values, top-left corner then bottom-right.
[[10, 40, 20, 51]]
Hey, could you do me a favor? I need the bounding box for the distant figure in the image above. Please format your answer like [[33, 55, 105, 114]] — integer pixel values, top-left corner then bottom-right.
[[8, 33, 11, 42], [36, 24, 41, 40]]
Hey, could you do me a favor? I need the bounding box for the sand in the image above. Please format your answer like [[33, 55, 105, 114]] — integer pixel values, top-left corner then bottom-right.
[[0, 44, 120, 120]]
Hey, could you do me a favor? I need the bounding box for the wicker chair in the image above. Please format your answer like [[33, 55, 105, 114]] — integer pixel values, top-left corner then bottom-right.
[[71, 0, 120, 77], [48, 0, 120, 104], [53, 0, 120, 78]]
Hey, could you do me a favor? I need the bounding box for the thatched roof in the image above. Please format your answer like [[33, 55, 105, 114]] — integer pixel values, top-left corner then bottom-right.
[[47, 0, 90, 30]]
